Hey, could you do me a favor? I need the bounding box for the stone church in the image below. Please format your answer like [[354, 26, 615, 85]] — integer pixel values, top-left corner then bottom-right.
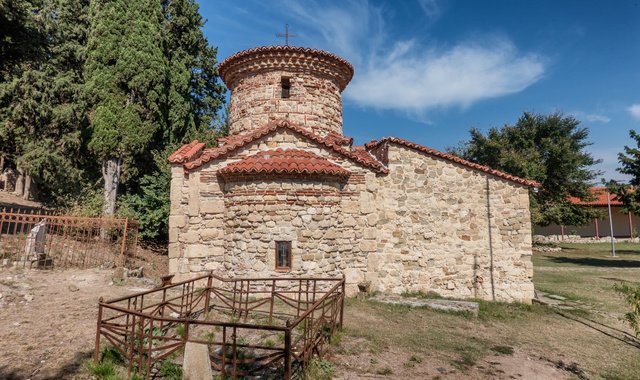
[[168, 45, 538, 302]]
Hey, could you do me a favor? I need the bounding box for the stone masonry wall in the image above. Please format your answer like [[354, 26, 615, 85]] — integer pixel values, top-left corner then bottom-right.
[[169, 133, 534, 302], [228, 71, 343, 137], [169, 130, 375, 294], [367, 143, 534, 302]]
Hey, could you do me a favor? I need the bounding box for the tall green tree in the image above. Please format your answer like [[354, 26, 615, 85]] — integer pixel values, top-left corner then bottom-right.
[[117, 0, 226, 240], [0, 0, 49, 198], [1, 0, 89, 203], [16, 0, 90, 204], [454, 112, 601, 226], [0, 0, 45, 79], [161, 0, 225, 145], [84, 0, 166, 216], [607, 130, 640, 214]]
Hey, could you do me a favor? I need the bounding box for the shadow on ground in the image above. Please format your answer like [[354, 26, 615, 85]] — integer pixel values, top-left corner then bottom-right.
[[548, 256, 640, 268], [42, 351, 93, 380], [0, 366, 26, 380], [554, 310, 640, 350]]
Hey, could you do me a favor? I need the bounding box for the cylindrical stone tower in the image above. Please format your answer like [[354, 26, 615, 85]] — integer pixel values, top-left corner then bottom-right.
[[218, 46, 354, 137]]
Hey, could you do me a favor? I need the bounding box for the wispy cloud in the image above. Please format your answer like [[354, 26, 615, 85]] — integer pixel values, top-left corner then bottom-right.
[[628, 104, 640, 120], [417, 0, 442, 22], [570, 111, 611, 123], [282, 0, 545, 118], [348, 38, 544, 113]]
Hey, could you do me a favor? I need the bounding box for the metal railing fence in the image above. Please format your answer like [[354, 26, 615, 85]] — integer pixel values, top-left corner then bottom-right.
[[95, 273, 345, 379], [0, 208, 138, 268]]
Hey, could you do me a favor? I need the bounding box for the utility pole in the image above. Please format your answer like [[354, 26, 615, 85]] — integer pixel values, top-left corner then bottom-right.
[[607, 190, 616, 257]]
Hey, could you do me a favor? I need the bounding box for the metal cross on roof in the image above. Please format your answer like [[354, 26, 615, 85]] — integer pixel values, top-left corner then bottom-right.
[[276, 24, 297, 46]]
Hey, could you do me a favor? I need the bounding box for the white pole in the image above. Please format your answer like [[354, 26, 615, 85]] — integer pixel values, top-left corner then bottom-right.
[[607, 191, 616, 257]]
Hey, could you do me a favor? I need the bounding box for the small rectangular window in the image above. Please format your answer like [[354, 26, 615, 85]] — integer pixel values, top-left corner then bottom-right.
[[275, 241, 292, 271], [281, 77, 291, 98]]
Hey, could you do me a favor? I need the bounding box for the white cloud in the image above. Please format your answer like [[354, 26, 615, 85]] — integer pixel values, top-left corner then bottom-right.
[[570, 111, 611, 123], [628, 104, 640, 120], [283, 0, 546, 116], [347, 38, 544, 112]]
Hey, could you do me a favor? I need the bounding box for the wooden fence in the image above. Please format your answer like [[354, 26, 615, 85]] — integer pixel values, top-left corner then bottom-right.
[[0, 208, 138, 268]]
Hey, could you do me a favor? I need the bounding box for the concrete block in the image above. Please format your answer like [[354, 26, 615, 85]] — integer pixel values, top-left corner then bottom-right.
[[183, 342, 213, 380]]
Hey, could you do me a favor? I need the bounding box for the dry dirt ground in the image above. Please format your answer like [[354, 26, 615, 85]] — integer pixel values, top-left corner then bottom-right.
[[0, 247, 168, 380], [0, 266, 567, 380]]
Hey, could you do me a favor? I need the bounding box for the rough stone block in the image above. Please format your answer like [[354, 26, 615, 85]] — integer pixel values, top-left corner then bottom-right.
[[360, 192, 375, 214], [200, 199, 225, 214], [359, 240, 377, 252], [169, 215, 187, 228], [168, 228, 179, 243]]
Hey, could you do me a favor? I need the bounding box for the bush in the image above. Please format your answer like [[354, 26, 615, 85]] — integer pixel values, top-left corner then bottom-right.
[[158, 360, 182, 380], [307, 358, 335, 380], [614, 283, 640, 336]]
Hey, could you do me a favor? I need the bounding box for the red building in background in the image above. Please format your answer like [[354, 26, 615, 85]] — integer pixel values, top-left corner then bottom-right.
[[534, 187, 638, 239]]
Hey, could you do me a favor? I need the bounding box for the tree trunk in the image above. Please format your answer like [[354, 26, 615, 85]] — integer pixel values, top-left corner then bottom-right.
[[23, 174, 32, 200], [102, 156, 122, 217], [14, 167, 25, 197]]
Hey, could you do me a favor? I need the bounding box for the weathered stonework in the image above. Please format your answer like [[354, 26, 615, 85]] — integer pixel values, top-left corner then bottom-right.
[[219, 46, 353, 137], [367, 144, 534, 301], [168, 45, 536, 302]]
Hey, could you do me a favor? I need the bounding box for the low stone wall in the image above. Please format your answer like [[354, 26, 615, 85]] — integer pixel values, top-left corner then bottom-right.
[[534, 235, 640, 244]]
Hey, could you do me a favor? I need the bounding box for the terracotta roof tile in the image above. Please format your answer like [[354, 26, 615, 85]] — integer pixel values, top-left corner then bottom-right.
[[324, 132, 353, 147], [167, 140, 206, 164], [365, 137, 540, 188], [176, 119, 388, 173], [568, 187, 623, 206], [218, 148, 350, 178]]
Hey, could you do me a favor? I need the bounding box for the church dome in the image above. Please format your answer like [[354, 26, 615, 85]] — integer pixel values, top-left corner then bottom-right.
[[219, 45, 354, 137]]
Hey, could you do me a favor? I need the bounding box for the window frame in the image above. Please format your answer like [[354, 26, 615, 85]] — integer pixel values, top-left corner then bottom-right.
[[281, 77, 291, 99], [275, 241, 292, 271]]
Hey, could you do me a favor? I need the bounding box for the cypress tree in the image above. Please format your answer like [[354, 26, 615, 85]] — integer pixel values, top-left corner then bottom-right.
[[17, 0, 90, 204], [117, 0, 226, 240], [84, 0, 166, 216], [161, 0, 225, 144], [0, 0, 48, 199]]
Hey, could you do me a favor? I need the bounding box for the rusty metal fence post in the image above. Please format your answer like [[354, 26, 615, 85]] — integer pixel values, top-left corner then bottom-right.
[[94, 297, 104, 363], [119, 218, 129, 268]]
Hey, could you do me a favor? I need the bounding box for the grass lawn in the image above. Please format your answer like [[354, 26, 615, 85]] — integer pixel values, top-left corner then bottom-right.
[[333, 242, 640, 379]]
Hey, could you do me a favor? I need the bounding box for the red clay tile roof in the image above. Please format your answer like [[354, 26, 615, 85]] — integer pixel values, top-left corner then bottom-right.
[[167, 140, 206, 164], [568, 187, 623, 206], [171, 119, 388, 173], [324, 132, 353, 147], [365, 137, 540, 188], [218, 148, 351, 178]]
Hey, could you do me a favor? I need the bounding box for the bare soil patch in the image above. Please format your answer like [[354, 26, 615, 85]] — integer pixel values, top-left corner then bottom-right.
[[0, 266, 160, 379]]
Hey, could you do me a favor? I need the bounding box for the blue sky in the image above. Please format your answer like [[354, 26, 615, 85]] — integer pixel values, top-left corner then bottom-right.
[[198, 0, 640, 182]]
